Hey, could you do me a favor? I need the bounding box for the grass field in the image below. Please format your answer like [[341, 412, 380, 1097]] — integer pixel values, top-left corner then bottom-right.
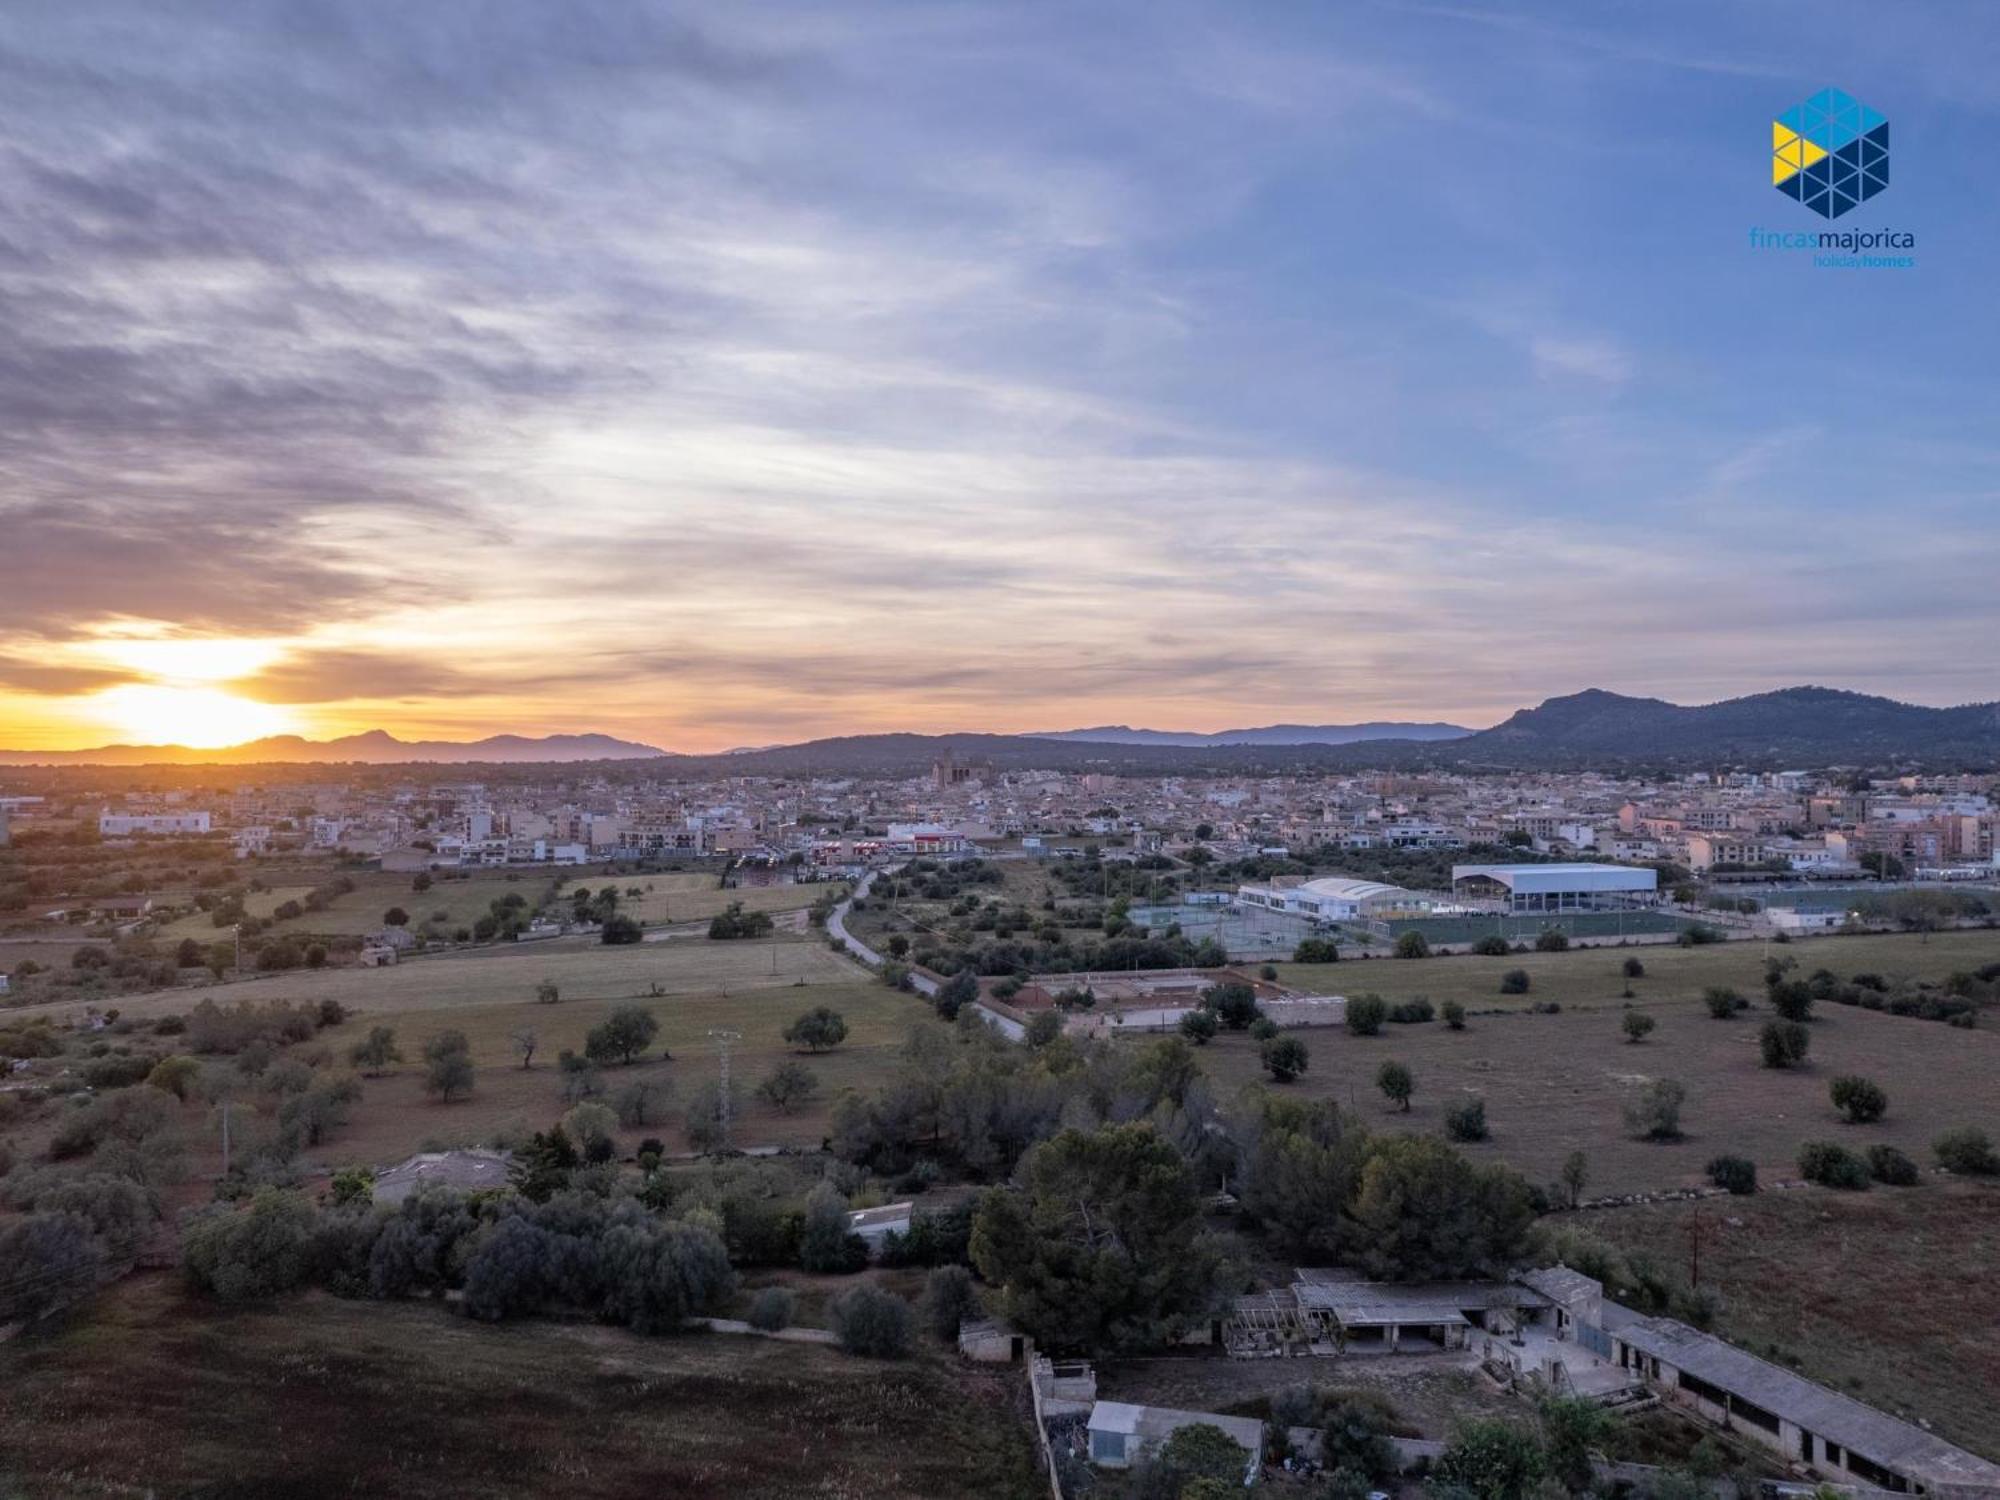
[[308, 975, 936, 1163], [616, 873, 827, 926], [1586, 1183, 2000, 1462], [154, 884, 320, 942], [0, 1278, 1046, 1500], [1274, 927, 2000, 1013], [1192, 987, 2000, 1196]]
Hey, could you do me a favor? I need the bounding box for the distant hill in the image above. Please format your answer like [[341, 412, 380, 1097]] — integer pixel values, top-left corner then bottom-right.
[[1452, 687, 2000, 767], [0, 729, 668, 767], [1031, 721, 1472, 747]]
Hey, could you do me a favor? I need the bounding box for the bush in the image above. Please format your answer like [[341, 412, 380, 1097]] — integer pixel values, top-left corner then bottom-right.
[[1444, 1097, 1488, 1142], [1393, 930, 1430, 959], [1387, 997, 1434, 1024], [1292, 937, 1339, 964], [1703, 986, 1746, 1019], [179, 1190, 319, 1301], [1179, 1008, 1219, 1045], [1621, 1012, 1656, 1044], [1471, 934, 1511, 957], [1345, 994, 1387, 1036], [1829, 1075, 1887, 1124], [1201, 981, 1260, 1030], [1934, 1127, 2000, 1176], [1759, 1020, 1810, 1069], [920, 1263, 980, 1342], [1498, 968, 1531, 995], [1705, 1155, 1756, 1194], [1798, 1141, 1871, 1190], [828, 1283, 914, 1357], [1262, 1035, 1309, 1083], [1622, 1079, 1686, 1141], [1434, 1419, 1547, 1500], [1441, 999, 1467, 1030], [1622, 957, 1645, 979], [600, 914, 643, 945], [0, 1212, 106, 1322], [1534, 929, 1569, 953], [1375, 1059, 1413, 1111], [747, 1285, 796, 1331], [1867, 1144, 1920, 1186]]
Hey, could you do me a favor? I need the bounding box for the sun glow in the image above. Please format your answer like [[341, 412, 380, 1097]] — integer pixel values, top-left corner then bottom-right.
[[89, 636, 286, 682], [89, 684, 301, 749]]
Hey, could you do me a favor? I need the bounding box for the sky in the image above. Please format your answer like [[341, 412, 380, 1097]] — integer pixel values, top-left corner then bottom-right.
[[2, 0, 1997, 753]]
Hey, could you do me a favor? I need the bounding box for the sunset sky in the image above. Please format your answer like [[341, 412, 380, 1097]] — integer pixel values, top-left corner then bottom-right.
[[3, 1, 1996, 753]]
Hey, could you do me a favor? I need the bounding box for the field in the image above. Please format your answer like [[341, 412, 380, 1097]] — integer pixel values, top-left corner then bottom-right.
[[617, 872, 827, 926], [1587, 1183, 2000, 1462], [1196, 967, 2000, 1197], [0, 1278, 1046, 1500], [1274, 927, 2000, 1012]]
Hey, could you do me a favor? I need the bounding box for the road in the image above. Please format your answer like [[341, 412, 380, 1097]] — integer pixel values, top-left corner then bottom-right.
[[826, 866, 938, 998]]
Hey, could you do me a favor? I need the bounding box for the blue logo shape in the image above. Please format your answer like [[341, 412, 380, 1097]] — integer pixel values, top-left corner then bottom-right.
[[1773, 88, 1888, 220]]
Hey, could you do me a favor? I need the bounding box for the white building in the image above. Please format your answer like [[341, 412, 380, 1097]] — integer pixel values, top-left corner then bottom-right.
[[98, 810, 212, 837], [1236, 877, 1432, 924], [1451, 863, 1657, 912]]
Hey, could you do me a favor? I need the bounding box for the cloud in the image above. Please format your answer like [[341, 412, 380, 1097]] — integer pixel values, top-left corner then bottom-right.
[[1530, 335, 1634, 386], [0, 654, 142, 696]]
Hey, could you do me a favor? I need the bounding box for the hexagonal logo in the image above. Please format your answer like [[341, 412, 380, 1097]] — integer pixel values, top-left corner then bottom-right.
[[1773, 88, 1888, 220]]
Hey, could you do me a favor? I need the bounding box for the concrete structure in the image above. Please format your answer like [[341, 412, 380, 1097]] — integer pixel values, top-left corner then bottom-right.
[[372, 1149, 512, 1204], [957, 1317, 1026, 1364], [1609, 1315, 2000, 1495], [1451, 862, 1658, 912], [1084, 1401, 1263, 1480], [1291, 1269, 1547, 1351]]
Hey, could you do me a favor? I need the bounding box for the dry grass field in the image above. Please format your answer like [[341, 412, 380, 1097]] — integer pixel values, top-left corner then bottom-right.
[[311, 975, 937, 1164], [616, 873, 827, 926], [154, 883, 320, 942], [1274, 927, 2000, 1013], [0, 1277, 1046, 1500], [1193, 988, 2000, 1196], [1586, 1183, 2000, 1462]]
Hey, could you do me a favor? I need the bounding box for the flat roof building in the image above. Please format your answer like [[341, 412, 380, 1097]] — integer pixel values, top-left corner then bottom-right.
[[1451, 862, 1657, 912], [1237, 876, 1435, 923]]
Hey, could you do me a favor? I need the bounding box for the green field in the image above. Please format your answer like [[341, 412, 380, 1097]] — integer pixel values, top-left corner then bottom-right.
[[1194, 984, 2000, 1196], [1274, 926, 2000, 1012], [616, 873, 826, 926], [0, 1278, 1045, 1500]]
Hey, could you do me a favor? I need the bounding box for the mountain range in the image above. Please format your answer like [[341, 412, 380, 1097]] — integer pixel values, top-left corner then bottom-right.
[[1, 688, 1995, 771], [1029, 721, 1471, 747], [0, 730, 666, 767]]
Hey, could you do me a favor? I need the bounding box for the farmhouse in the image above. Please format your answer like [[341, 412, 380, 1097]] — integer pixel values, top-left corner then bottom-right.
[[1084, 1401, 1263, 1479]]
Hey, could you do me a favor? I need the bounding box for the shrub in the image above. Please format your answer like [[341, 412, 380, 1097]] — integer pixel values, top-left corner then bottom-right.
[[1867, 1144, 1920, 1186], [920, 1263, 980, 1342], [1201, 981, 1260, 1030], [1534, 929, 1569, 953], [1444, 1097, 1488, 1142], [1262, 1035, 1310, 1083], [828, 1284, 914, 1357], [1292, 937, 1340, 964], [1025, 1010, 1065, 1047], [1179, 1008, 1219, 1045], [179, 1190, 319, 1301], [613, 1079, 670, 1128], [1622, 1079, 1686, 1141], [1471, 934, 1511, 957], [1703, 987, 1746, 1019], [1375, 1059, 1413, 1111], [1759, 1020, 1810, 1070], [1798, 1141, 1871, 1190], [1768, 982, 1815, 1023], [747, 1285, 796, 1331], [1499, 968, 1530, 995], [600, 914, 643, 945], [1345, 994, 1387, 1037], [1393, 930, 1430, 959], [1829, 1075, 1887, 1124], [1934, 1127, 2000, 1176], [146, 1054, 203, 1101], [0, 1213, 106, 1322], [1622, 957, 1645, 978], [1434, 1419, 1547, 1500], [1387, 997, 1434, 1024], [1621, 1012, 1656, 1044], [1705, 1155, 1756, 1194], [1441, 999, 1467, 1030]]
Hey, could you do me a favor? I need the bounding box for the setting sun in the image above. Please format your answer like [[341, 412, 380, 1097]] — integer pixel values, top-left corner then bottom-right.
[[88, 684, 301, 748]]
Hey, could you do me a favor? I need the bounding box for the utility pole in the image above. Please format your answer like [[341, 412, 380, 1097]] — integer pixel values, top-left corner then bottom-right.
[[220, 1099, 232, 1179], [1684, 1207, 1707, 1290]]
